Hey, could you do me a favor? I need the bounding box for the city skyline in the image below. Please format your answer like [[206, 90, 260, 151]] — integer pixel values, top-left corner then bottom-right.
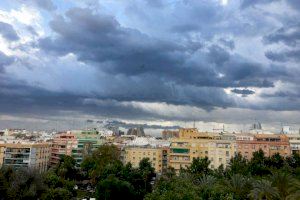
[[0, 0, 300, 130]]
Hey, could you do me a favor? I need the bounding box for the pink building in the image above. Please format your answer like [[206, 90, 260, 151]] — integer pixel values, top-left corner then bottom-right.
[[50, 132, 78, 166]]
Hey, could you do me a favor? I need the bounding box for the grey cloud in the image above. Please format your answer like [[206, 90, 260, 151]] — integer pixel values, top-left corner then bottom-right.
[[286, 0, 300, 10], [263, 24, 300, 47], [219, 38, 235, 50], [2, 1, 300, 125], [240, 0, 280, 9], [15, 0, 56, 11], [0, 22, 20, 41], [231, 88, 255, 97], [265, 49, 300, 62], [145, 0, 164, 8], [39, 8, 283, 91], [0, 52, 14, 71]]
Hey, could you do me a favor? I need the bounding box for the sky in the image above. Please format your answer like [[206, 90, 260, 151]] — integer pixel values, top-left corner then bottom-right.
[[0, 0, 300, 132]]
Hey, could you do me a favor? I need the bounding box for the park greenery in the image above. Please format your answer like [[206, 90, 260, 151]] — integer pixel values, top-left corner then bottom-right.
[[1, 145, 300, 200]]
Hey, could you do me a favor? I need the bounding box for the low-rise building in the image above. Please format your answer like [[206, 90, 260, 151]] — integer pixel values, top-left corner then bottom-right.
[[0, 141, 51, 173]]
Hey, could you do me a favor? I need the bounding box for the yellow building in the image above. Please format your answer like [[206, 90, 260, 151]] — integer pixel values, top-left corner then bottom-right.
[[169, 128, 236, 173], [0, 142, 51, 173], [123, 147, 169, 174]]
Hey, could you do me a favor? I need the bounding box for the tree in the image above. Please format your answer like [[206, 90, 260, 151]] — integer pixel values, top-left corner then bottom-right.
[[270, 172, 300, 200], [55, 155, 77, 180], [187, 157, 211, 177], [5, 168, 46, 200], [41, 188, 73, 200], [196, 175, 221, 199], [145, 176, 201, 200], [81, 145, 120, 183], [138, 158, 156, 197], [248, 149, 271, 176], [228, 153, 249, 175], [222, 174, 252, 200], [249, 179, 280, 200], [266, 153, 284, 169], [95, 175, 135, 200]]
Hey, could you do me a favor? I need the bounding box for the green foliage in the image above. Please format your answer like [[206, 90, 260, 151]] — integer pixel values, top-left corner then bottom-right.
[[81, 144, 120, 182], [249, 179, 280, 200], [145, 176, 202, 200], [228, 153, 248, 175], [248, 149, 271, 176], [95, 175, 135, 200], [55, 155, 77, 180], [41, 188, 73, 200], [1, 168, 46, 200], [187, 157, 211, 177]]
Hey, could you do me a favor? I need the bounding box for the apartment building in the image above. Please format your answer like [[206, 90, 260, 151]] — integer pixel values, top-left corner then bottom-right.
[[0, 142, 51, 173], [123, 146, 169, 174], [51, 130, 104, 167], [287, 134, 300, 154], [237, 134, 291, 159], [71, 132, 104, 166], [169, 128, 236, 173], [51, 132, 78, 166]]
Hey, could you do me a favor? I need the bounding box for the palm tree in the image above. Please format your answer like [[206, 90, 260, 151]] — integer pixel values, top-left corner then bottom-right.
[[249, 179, 280, 200], [197, 175, 217, 199], [270, 172, 300, 200], [223, 174, 252, 200]]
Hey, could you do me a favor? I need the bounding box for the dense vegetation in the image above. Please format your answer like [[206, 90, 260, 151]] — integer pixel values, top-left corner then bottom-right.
[[1, 145, 300, 200]]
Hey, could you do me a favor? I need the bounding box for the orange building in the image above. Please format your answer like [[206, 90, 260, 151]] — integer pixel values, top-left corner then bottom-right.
[[237, 134, 291, 159]]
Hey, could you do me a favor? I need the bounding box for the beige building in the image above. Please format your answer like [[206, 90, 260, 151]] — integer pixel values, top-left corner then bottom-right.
[[123, 147, 169, 174], [0, 142, 51, 173], [169, 128, 236, 173], [287, 134, 300, 154]]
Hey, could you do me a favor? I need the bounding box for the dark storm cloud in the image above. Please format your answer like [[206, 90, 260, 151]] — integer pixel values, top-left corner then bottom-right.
[[263, 23, 300, 47], [0, 22, 20, 41], [2, 0, 300, 124], [231, 88, 255, 96], [240, 0, 280, 9], [39, 7, 284, 92], [265, 49, 300, 62]]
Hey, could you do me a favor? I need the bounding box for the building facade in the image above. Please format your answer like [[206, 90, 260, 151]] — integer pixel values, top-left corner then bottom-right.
[[51, 132, 78, 166], [169, 128, 236, 173], [287, 134, 300, 154], [123, 146, 169, 173], [237, 134, 291, 159], [50, 130, 104, 167], [0, 142, 51, 173]]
